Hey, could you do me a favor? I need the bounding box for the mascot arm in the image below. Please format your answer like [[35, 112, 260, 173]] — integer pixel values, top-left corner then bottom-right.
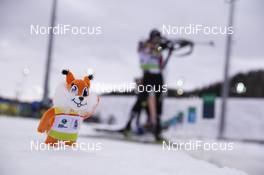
[[37, 107, 55, 133], [83, 96, 100, 120]]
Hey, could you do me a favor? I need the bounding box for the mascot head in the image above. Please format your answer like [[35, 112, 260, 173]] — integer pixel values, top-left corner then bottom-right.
[[53, 69, 95, 115]]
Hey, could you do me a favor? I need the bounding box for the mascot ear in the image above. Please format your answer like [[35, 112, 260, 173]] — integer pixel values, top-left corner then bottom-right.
[[84, 74, 93, 87], [62, 69, 75, 85]]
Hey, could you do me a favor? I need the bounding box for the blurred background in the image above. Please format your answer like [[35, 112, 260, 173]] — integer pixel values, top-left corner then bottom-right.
[[0, 0, 264, 175]]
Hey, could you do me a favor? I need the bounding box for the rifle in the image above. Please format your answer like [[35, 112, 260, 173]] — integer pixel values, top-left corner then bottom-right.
[[161, 39, 214, 69]]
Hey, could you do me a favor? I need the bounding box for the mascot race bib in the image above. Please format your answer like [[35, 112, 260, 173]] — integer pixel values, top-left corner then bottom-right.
[[52, 115, 81, 133], [48, 113, 82, 141]]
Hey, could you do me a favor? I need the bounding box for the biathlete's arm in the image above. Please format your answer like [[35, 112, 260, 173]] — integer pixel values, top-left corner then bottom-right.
[[161, 48, 173, 70]]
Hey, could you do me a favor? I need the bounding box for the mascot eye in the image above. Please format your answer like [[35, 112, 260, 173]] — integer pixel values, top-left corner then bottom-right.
[[70, 85, 78, 95], [83, 88, 88, 97]]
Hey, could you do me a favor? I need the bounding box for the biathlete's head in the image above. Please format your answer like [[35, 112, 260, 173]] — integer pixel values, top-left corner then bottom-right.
[[149, 29, 162, 44]]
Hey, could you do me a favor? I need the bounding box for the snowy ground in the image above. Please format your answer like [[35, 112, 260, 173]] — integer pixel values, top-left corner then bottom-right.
[[188, 142, 264, 175], [0, 116, 255, 175]]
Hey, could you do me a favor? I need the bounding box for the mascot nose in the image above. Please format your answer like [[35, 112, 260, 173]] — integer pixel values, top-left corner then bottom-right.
[[79, 97, 84, 101]]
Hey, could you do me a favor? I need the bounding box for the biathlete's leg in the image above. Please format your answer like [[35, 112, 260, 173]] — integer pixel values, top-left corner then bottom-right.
[[125, 111, 138, 130], [125, 99, 142, 130], [145, 105, 151, 124], [155, 92, 163, 140], [135, 111, 141, 128], [148, 93, 157, 125]]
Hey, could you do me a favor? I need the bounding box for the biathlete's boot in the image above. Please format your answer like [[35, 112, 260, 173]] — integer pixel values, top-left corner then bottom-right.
[[155, 134, 169, 144]]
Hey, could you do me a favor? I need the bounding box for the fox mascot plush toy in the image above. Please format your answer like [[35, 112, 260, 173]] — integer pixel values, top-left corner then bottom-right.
[[38, 69, 99, 145]]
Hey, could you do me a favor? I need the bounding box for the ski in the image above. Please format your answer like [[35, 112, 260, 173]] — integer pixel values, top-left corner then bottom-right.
[[88, 127, 170, 145]]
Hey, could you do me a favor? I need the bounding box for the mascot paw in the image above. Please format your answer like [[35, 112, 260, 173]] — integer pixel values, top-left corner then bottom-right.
[[37, 127, 46, 133]]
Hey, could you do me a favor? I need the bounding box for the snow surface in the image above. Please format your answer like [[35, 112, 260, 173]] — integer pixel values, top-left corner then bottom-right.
[[0, 116, 250, 175]]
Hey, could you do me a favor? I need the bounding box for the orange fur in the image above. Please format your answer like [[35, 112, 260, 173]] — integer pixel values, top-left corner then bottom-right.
[[67, 79, 89, 96], [65, 71, 75, 85], [64, 70, 91, 95], [83, 76, 91, 87], [37, 107, 55, 133]]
